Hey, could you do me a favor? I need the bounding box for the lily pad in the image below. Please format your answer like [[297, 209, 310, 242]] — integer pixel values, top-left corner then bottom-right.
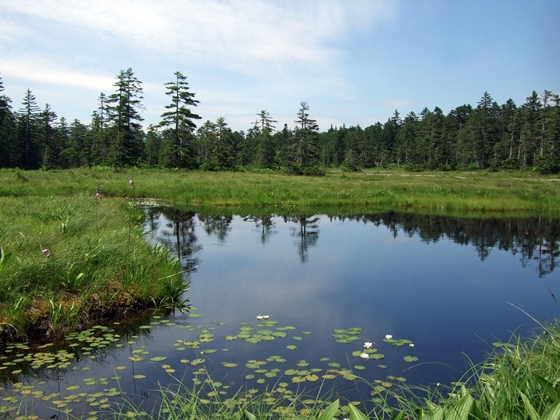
[[404, 356, 418, 362], [221, 362, 237, 368]]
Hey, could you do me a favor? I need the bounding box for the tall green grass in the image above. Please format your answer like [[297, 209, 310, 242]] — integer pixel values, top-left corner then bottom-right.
[[1, 167, 560, 213], [0, 194, 186, 340]]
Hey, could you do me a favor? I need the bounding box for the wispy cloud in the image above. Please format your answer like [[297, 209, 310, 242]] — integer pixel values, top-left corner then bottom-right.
[[2, 0, 397, 78], [1, 54, 115, 91]]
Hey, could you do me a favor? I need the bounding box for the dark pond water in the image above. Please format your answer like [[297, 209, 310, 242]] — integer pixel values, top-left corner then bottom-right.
[[1, 209, 560, 418]]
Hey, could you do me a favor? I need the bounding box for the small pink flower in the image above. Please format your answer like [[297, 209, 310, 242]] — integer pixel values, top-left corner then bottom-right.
[[42, 249, 51, 258], [128, 176, 134, 189]]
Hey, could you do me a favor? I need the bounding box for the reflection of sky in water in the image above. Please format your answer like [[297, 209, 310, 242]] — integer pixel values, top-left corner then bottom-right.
[[146, 213, 560, 385], [4, 213, 559, 417]]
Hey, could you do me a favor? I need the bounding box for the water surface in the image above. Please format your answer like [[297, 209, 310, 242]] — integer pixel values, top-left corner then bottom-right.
[[1, 210, 559, 417]]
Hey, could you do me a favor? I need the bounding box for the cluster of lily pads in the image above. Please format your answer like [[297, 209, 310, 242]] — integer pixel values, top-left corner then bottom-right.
[[0, 311, 419, 417]]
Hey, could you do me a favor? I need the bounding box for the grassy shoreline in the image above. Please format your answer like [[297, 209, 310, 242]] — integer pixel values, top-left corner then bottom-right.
[[1, 167, 559, 339], [1, 167, 560, 213], [0, 194, 187, 341], [1, 168, 559, 417]]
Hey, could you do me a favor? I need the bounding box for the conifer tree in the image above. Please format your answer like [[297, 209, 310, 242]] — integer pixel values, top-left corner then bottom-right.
[[90, 93, 109, 165], [39, 103, 57, 169], [288, 102, 320, 170], [254, 110, 277, 168], [15, 89, 41, 169], [106, 68, 144, 167], [145, 125, 163, 166], [211, 117, 234, 170], [0, 74, 15, 168], [159, 71, 201, 168]]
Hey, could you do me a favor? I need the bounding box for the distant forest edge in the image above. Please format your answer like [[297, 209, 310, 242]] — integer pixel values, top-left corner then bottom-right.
[[1, 68, 559, 174]]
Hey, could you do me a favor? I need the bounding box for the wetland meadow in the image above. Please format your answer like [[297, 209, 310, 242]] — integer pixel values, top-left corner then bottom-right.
[[1, 168, 560, 419]]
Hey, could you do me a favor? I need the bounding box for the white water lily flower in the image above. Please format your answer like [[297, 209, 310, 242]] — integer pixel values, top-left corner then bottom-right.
[[263, 315, 270, 319], [256, 315, 264, 320], [360, 353, 370, 359], [363, 342, 373, 348], [409, 343, 415, 348], [385, 334, 393, 339]]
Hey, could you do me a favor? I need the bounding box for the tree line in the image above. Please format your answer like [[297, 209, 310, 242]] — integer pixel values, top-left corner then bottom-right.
[[1, 68, 559, 174]]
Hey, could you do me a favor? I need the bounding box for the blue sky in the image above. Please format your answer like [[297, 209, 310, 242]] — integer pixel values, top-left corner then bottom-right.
[[1, 0, 558, 132]]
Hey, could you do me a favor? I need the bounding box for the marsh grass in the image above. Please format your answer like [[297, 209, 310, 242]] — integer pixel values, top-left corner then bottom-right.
[[110, 369, 368, 420], [0, 194, 186, 339], [380, 322, 560, 420], [103, 319, 560, 420], [1, 167, 560, 214]]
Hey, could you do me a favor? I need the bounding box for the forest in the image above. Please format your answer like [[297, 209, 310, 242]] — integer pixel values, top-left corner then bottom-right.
[[1, 68, 559, 174]]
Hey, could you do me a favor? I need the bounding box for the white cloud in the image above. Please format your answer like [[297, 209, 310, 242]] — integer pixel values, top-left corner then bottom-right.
[[1, 0, 397, 77], [1, 55, 115, 91]]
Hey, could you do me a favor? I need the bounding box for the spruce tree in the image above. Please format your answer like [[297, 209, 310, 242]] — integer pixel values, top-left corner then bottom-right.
[[0, 74, 15, 168], [254, 110, 277, 168], [288, 102, 320, 170], [159, 71, 201, 168], [39, 104, 57, 169], [106, 68, 144, 167], [15, 89, 41, 169]]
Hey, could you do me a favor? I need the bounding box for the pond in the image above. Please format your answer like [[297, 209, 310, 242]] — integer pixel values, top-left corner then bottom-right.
[[1, 209, 560, 418]]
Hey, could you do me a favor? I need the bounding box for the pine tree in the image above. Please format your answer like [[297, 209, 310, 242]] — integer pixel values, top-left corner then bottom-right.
[[159, 71, 201, 168], [106, 68, 144, 167]]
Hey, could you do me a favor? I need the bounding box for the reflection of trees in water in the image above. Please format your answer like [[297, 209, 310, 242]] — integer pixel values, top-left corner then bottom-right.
[[335, 212, 560, 277], [243, 215, 277, 245], [146, 208, 201, 272], [148, 208, 559, 276], [198, 214, 233, 242], [285, 215, 320, 263]]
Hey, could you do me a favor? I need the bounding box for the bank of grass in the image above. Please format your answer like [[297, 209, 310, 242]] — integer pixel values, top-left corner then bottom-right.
[[107, 321, 560, 419], [1, 167, 560, 213], [0, 193, 186, 340]]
